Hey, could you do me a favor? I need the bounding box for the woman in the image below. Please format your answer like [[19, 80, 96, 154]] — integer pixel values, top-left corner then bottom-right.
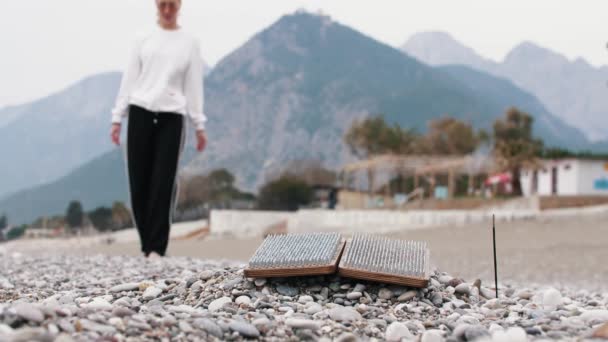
[[109, 0, 207, 259]]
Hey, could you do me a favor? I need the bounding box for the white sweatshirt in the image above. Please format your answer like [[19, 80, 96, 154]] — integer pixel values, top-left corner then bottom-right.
[[111, 25, 207, 131]]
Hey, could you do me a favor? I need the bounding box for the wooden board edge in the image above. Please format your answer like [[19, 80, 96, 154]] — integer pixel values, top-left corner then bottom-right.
[[338, 267, 430, 288]]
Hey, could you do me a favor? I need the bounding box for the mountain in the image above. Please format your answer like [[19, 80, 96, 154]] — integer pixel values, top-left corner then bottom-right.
[[0, 73, 119, 199], [438, 64, 587, 148], [0, 149, 128, 225], [403, 32, 608, 142], [0, 145, 200, 225]]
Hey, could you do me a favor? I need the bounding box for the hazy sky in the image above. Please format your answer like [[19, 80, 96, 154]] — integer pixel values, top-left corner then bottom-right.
[[1, 0, 607, 108]]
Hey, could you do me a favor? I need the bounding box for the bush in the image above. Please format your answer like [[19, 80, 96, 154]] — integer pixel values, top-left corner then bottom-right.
[[257, 174, 313, 211], [88, 207, 114, 232], [6, 225, 27, 240]]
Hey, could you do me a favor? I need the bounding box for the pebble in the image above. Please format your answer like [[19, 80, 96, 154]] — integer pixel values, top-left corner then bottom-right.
[[329, 306, 362, 322], [298, 295, 314, 303], [491, 327, 527, 342], [14, 303, 45, 323], [347, 291, 363, 300], [421, 329, 444, 342], [286, 318, 321, 330], [385, 322, 413, 341], [276, 284, 299, 296], [580, 309, 608, 324], [199, 270, 214, 280], [142, 286, 163, 300], [398, 290, 418, 302], [208, 296, 232, 312], [78, 319, 117, 334], [193, 318, 223, 337], [235, 295, 251, 306], [464, 325, 490, 341], [304, 302, 323, 315], [109, 282, 139, 293], [455, 283, 471, 295], [229, 320, 260, 338], [543, 288, 563, 308], [378, 288, 393, 300]]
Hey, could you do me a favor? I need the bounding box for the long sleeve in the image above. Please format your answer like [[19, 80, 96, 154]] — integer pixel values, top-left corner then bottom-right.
[[183, 37, 207, 131], [111, 34, 144, 124]]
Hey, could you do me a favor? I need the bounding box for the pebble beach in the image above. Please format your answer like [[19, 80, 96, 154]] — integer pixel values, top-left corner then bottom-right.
[[1, 213, 607, 341], [1, 251, 607, 341]]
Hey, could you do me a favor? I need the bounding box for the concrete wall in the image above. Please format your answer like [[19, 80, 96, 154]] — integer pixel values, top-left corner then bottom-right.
[[289, 209, 536, 234], [210, 209, 537, 237], [210, 211, 291, 238]]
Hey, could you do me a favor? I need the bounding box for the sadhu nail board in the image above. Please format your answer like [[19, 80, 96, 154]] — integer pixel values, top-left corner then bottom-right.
[[244, 232, 430, 288]]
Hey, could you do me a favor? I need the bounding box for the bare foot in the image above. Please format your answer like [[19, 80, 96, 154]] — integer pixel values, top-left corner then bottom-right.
[[148, 251, 162, 259]]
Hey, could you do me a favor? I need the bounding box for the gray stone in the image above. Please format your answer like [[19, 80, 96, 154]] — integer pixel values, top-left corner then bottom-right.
[[336, 332, 361, 342], [235, 295, 251, 306], [208, 297, 232, 312], [329, 306, 362, 322], [276, 284, 299, 296], [353, 284, 366, 293], [285, 318, 321, 330], [193, 318, 223, 338], [178, 321, 194, 333], [111, 306, 135, 317], [199, 270, 214, 280], [304, 303, 323, 315], [298, 295, 314, 304], [7, 327, 53, 342], [378, 288, 393, 300], [421, 330, 445, 342], [229, 320, 260, 338], [347, 291, 363, 300], [398, 290, 418, 302], [464, 325, 490, 341], [431, 292, 443, 306], [254, 278, 267, 287], [109, 283, 139, 293], [79, 319, 117, 334], [385, 322, 413, 341], [455, 283, 470, 295], [14, 303, 45, 323]]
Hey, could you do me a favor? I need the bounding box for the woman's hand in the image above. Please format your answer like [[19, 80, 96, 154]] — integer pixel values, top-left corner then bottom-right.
[[196, 129, 207, 152], [111, 123, 121, 146]]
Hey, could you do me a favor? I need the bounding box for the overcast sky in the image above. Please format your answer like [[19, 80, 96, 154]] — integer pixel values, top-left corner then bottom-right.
[[1, 0, 607, 108]]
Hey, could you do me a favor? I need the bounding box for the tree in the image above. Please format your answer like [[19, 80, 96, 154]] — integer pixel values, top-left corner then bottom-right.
[[418, 117, 479, 155], [65, 200, 84, 231], [6, 224, 27, 240], [208, 169, 235, 191], [282, 160, 337, 187], [493, 107, 543, 195], [257, 174, 313, 211], [345, 116, 418, 193], [344, 116, 418, 158], [88, 207, 113, 232], [111, 201, 133, 230], [0, 214, 7, 231]]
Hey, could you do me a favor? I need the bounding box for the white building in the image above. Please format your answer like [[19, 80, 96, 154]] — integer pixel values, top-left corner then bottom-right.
[[520, 159, 608, 196]]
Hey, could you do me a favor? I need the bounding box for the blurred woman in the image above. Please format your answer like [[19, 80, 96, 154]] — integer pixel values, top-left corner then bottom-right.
[[109, 0, 207, 259]]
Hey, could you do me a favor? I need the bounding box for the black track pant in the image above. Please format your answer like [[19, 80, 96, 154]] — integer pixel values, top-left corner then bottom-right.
[[124, 104, 185, 256]]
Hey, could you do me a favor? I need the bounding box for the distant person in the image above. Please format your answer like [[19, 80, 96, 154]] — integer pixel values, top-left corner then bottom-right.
[[328, 187, 338, 209], [109, 0, 207, 259]]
